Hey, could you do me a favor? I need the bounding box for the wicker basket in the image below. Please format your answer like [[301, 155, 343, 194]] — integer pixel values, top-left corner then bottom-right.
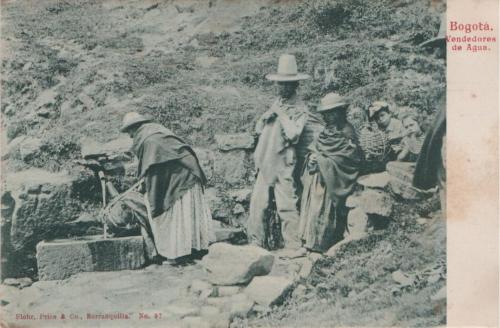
[[358, 123, 390, 162]]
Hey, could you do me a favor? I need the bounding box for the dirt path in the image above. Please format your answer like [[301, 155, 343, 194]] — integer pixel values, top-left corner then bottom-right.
[[1, 263, 207, 327]]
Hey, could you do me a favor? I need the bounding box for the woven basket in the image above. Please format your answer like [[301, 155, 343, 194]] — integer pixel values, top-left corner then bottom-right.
[[358, 123, 390, 162]]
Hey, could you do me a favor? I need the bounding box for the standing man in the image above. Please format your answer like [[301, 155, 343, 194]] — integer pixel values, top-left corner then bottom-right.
[[413, 15, 446, 215], [247, 54, 309, 250]]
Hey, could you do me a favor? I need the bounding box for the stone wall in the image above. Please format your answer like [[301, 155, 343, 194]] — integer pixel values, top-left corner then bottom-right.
[[1, 133, 257, 279], [1, 169, 97, 278]]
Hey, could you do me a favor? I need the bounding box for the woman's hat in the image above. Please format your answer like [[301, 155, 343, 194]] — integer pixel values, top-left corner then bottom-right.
[[317, 93, 348, 112], [266, 54, 311, 82], [368, 101, 390, 118], [120, 112, 151, 132], [419, 15, 446, 48]]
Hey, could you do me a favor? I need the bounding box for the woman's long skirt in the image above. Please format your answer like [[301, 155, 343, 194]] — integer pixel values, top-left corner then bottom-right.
[[145, 183, 214, 259], [298, 172, 348, 253]]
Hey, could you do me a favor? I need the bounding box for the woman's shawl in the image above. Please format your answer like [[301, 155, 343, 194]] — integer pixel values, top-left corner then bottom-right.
[[413, 102, 446, 190], [313, 124, 361, 206], [131, 122, 206, 217]]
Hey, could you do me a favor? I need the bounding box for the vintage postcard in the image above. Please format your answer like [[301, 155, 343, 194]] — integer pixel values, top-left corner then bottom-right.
[[0, 0, 498, 327]]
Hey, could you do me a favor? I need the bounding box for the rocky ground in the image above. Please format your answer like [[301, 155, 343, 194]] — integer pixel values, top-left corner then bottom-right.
[[1, 0, 446, 327], [1, 207, 445, 328]]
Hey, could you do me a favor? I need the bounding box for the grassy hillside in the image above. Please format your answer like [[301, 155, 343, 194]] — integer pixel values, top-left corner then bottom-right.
[[2, 0, 444, 173], [1, 1, 446, 325]]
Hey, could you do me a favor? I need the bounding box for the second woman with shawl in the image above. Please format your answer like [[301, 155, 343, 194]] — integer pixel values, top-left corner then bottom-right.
[[299, 94, 362, 252], [120, 112, 214, 261]]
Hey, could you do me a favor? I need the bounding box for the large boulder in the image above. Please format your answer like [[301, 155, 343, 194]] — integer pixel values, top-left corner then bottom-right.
[[80, 136, 132, 159], [244, 276, 294, 307], [346, 208, 368, 240], [358, 189, 393, 217], [213, 227, 245, 243], [1, 169, 92, 278], [386, 161, 415, 184], [357, 172, 390, 189], [389, 176, 432, 200], [201, 243, 274, 285]]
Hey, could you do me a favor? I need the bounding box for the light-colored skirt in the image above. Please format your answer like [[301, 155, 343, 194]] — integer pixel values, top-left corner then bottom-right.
[[145, 183, 215, 259]]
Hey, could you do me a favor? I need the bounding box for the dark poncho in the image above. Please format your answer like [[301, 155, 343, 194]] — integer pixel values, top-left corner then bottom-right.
[[314, 124, 362, 206], [131, 123, 206, 217], [413, 102, 446, 190]]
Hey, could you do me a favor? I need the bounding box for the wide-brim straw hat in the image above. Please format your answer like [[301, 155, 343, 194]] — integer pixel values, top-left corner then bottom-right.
[[120, 112, 151, 132], [266, 54, 311, 82], [368, 101, 390, 118], [419, 15, 446, 48], [317, 93, 348, 112]]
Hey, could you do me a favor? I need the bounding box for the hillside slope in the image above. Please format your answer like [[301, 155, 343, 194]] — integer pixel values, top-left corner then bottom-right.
[[2, 0, 445, 172]]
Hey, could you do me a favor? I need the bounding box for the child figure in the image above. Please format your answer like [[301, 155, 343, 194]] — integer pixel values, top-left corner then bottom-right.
[[397, 115, 425, 162], [368, 101, 404, 144]]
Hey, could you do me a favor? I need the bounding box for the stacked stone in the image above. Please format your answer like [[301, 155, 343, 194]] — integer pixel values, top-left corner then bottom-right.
[[386, 161, 433, 200], [200, 133, 255, 232], [345, 171, 394, 236], [177, 243, 321, 327]]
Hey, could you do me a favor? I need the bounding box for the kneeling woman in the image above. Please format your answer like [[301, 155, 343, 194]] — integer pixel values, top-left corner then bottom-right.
[[120, 112, 214, 261], [298, 94, 362, 253]]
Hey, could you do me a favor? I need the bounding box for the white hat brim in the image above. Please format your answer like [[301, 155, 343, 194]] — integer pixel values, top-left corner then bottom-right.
[[265, 73, 311, 82], [317, 102, 348, 112], [120, 118, 151, 132]]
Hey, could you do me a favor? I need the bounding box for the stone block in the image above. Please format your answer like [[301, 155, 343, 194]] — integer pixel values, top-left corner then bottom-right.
[[214, 134, 255, 151], [214, 150, 247, 185], [229, 298, 254, 320], [386, 161, 415, 184], [217, 286, 241, 297], [357, 172, 390, 189], [298, 259, 314, 280], [213, 227, 245, 243], [36, 236, 145, 280], [358, 189, 393, 216], [190, 279, 214, 297], [389, 176, 430, 200], [347, 208, 368, 239], [345, 193, 361, 208], [244, 276, 294, 307], [80, 136, 132, 159], [202, 244, 274, 285], [2, 169, 90, 278]]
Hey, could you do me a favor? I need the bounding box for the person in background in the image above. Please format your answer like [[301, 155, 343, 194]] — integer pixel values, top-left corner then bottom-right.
[[368, 101, 404, 144], [120, 112, 214, 263], [396, 114, 425, 162], [414, 14, 446, 215], [247, 54, 309, 250], [298, 93, 362, 253]]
